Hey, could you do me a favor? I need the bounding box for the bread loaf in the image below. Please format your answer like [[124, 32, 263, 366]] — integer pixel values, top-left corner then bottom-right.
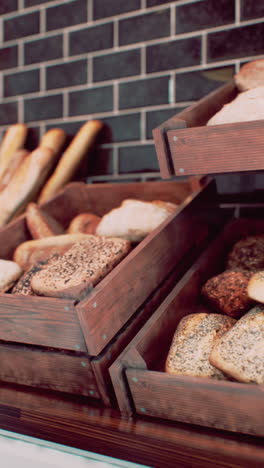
[[247, 271, 264, 303], [227, 235, 264, 271], [40, 128, 66, 156], [0, 149, 29, 191], [96, 199, 178, 242], [0, 124, 28, 181], [67, 213, 101, 234], [31, 236, 131, 300], [202, 270, 253, 319], [38, 120, 103, 203], [210, 306, 264, 384], [234, 59, 264, 91], [0, 259, 23, 293], [12, 257, 57, 296], [165, 313, 236, 379], [26, 203, 64, 239], [0, 146, 58, 226], [13, 233, 91, 270], [207, 87, 264, 125]]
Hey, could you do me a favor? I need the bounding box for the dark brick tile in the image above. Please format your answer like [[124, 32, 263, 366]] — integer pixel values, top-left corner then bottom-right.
[[69, 86, 113, 116], [87, 148, 114, 176], [119, 9, 170, 46], [4, 12, 39, 41], [176, 66, 235, 102], [0, 102, 18, 125], [46, 0, 87, 31], [70, 23, 113, 56], [46, 59, 87, 90], [0, 0, 18, 15], [93, 49, 140, 82], [119, 76, 170, 110], [25, 126, 41, 151], [119, 144, 160, 173], [94, 0, 140, 20], [176, 0, 235, 34], [146, 107, 186, 139], [24, 94, 63, 122], [147, 0, 172, 6], [208, 23, 264, 62], [0, 46, 17, 71], [241, 0, 264, 20], [25, 0, 57, 5], [24, 35, 63, 65], [147, 37, 201, 73], [101, 113, 141, 143], [4, 69, 40, 97]]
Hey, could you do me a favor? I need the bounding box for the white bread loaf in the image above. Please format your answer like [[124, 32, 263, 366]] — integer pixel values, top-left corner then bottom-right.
[[207, 87, 264, 126], [96, 199, 178, 242], [31, 236, 131, 300], [210, 306, 264, 384], [234, 59, 264, 91], [38, 120, 103, 203], [0, 146, 58, 226], [165, 313, 236, 380], [26, 203, 64, 239], [247, 271, 264, 303], [13, 233, 91, 270], [0, 259, 23, 293]]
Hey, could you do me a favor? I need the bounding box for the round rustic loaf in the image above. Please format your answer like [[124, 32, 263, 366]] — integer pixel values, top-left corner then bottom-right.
[[227, 235, 264, 271], [234, 59, 264, 91]]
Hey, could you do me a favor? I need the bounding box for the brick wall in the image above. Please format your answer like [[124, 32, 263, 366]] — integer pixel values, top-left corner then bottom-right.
[[0, 0, 263, 190]]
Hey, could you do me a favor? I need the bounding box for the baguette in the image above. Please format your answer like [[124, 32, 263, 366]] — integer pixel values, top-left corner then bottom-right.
[[0, 149, 29, 191], [26, 202, 64, 239], [13, 233, 92, 270], [38, 120, 103, 203], [0, 124, 28, 181], [0, 146, 58, 227], [40, 128, 66, 156], [31, 236, 131, 300]]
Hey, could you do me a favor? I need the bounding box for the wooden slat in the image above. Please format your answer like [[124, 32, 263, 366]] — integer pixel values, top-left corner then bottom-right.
[[126, 369, 264, 436], [0, 295, 87, 352], [167, 120, 264, 176], [0, 344, 99, 398], [77, 179, 218, 355]]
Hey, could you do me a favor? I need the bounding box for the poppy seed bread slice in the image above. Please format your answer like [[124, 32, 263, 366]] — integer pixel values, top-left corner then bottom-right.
[[210, 306, 264, 384], [165, 313, 236, 380], [31, 235, 131, 300]]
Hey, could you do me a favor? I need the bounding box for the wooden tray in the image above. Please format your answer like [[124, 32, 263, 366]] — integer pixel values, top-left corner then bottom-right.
[[153, 80, 264, 178], [110, 216, 264, 435], [0, 178, 216, 406]]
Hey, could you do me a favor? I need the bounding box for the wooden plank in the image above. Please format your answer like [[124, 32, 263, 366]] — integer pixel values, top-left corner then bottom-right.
[[0, 344, 99, 398], [0, 295, 87, 352], [77, 179, 218, 355], [167, 120, 264, 176], [126, 369, 264, 436]]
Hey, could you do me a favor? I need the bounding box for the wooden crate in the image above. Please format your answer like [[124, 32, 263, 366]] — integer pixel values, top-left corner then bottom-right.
[[110, 215, 264, 435], [0, 178, 216, 406], [153, 80, 264, 178]]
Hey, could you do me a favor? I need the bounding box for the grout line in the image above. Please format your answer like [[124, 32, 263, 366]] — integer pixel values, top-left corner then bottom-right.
[[235, 0, 241, 24], [88, 56, 92, 84], [0, 73, 3, 99], [63, 30, 69, 58], [113, 146, 119, 175], [40, 64, 45, 91], [141, 110, 146, 140], [234, 60, 240, 73], [86, 172, 161, 182], [40, 8, 45, 34], [18, 42, 24, 67], [168, 73, 175, 104], [18, 0, 24, 10], [88, 0, 93, 22], [113, 18, 119, 48], [141, 46, 146, 75], [17, 96, 23, 123], [141, 0, 146, 9], [113, 81, 119, 113], [171, 4, 176, 35], [63, 91, 68, 118], [201, 32, 207, 66]]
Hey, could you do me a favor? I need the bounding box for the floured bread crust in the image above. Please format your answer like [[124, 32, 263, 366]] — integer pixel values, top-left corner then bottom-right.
[[0, 259, 23, 293], [234, 59, 264, 91]]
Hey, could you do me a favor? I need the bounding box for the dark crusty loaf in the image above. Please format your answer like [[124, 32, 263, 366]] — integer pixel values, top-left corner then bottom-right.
[[31, 235, 131, 300], [202, 270, 254, 319], [227, 235, 264, 271], [210, 306, 264, 384], [165, 313, 236, 380]]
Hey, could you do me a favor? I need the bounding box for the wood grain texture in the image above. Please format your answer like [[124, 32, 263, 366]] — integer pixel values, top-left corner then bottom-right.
[[77, 179, 218, 355], [0, 295, 86, 351], [0, 345, 98, 397], [112, 217, 264, 435], [1, 382, 264, 468]]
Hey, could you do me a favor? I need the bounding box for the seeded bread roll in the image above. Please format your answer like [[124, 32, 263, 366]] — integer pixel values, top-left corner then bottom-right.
[[12, 257, 58, 296], [31, 236, 131, 300], [202, 270, 254, 319], [226, 235, 264, 271], [26, 202, 64, 239], [234, 59, 264, 91], [210, 306, 264, 384], [166, 313, 236, 379], [13, 233, 91, 270], [0, 259, 23, 293], [67, 213, 101, 235]]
